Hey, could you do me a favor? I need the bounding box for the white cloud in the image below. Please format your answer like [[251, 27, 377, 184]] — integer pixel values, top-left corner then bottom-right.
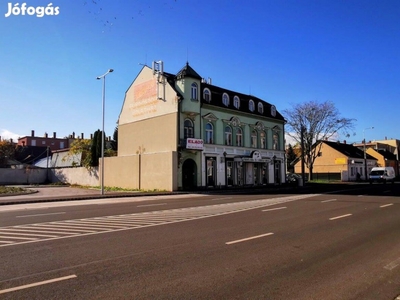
[[0, 129, 20, 141]]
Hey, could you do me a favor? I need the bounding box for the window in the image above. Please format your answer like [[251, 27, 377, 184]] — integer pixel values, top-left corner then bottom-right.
[[236, 128, 243, 147], [251, 130, 257, 148], [205, 123, 213, 144], [191, 82, 198, 100], [233, 96, 240, 109], [273, 133, 279, 150], [258, 102, 264, 114], [31, 140, 36, 146], [260, 131, 266, 149], [249, 100, 255, 112], [203, 88, 211, 102], [271, 105, 276, 117], [225, 126, 232, 146], [222, 93, 229, 106], [184, 119, 194, 139], [60, 141, 64, 149]]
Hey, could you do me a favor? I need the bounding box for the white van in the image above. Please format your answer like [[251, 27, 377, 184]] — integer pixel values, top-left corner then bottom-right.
[[369, 167, 396, 184]]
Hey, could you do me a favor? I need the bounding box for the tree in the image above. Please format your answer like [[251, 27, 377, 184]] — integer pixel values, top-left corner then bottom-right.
[[65, 139, 92, 167], [90, 130, 102, 167], [0, 140, 17, 167], [286, 144, 298, 173], [283, 100, 355, 180], [110, 126, 118, 152]]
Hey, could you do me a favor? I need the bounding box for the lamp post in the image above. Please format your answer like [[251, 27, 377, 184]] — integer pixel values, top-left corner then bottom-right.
[[223, 151, 227, 188], [363, 126, 374, 181], [96, 69, 113, 195], [300, 125, 306, 185]]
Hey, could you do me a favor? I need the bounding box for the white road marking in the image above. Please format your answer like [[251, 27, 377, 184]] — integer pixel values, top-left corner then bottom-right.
[[211, 197, 233, 201], [380, 203, 393, 208], [16, 212, 66, 218], [329, 214, 352, 221], [0, 231, 58, 238], [321, 199, 337, 203], [0, 275, 77, 295], [0, 235, 38, 240], [262, 207, 286, 212], [0, 194, 318, 248], [226, 233, 274, 245], [137, 203, 167, 207], [384, 257, 400, 270]]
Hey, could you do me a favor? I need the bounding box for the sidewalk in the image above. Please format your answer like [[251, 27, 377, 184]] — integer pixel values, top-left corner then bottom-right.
[[0, 186, 175, 206]]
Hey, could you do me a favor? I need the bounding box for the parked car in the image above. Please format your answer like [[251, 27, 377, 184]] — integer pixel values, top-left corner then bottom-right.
[[369, 167, 395, 184], [286, 173, 303, 185]]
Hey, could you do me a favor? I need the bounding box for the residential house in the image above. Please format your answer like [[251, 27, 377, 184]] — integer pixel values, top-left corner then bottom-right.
[[293, 140, 377, 181], [353, 138, 400, 177]]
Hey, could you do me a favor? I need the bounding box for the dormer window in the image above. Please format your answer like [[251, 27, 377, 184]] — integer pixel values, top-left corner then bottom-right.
[[271, 105, 276, 117], [233, 96, 240, 109], [222, 93, 229, 106], [249, 100, 255, 112], [203, 88, 211, 102], [258, 102, 264, 114], [191, 82, 198, 101]]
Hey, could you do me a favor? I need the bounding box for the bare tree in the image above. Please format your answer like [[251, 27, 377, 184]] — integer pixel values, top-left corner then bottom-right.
[[283, 101, 356, 180]]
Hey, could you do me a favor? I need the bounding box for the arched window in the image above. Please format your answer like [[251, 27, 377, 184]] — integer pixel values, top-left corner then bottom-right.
[[222, 93, 229, 106], [258, 102, 264, 114], [203, 88, 211, 102], [184, 119, 194, 139], [191, 82, 198, 100], [225, 126, 232, 146], [233, 96, 240, 109], [251, 130, 257, 148], [236, 127, 243, 147], [205, 123, 213, 144], [260, 131, 266, 149], [249, 100, 255, 112], [273, 133, 279, 150]]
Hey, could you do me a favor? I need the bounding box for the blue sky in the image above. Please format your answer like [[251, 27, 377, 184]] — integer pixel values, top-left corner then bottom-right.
[[1, 0, 399, 144]]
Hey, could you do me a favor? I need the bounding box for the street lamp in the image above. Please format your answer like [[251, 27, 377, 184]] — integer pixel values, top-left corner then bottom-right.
[[96, 69, 113, 195], [363, 126, 374, 181], [223, 151, 227, 188]]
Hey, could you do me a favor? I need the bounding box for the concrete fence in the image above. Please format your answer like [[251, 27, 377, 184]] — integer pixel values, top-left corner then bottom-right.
[[0, 167, 100, 186]]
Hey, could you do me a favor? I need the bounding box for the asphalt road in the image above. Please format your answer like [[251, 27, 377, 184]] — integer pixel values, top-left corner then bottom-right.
[[0, 183, 400, 299]]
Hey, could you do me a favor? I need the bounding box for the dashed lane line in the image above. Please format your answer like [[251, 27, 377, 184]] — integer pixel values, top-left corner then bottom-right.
[[0, 194, 316, 248]]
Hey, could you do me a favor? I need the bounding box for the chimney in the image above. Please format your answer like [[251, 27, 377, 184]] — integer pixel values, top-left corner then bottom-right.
[[90, 134, 93, 139], [45, 132, 48, 138], [81, 133, 84, 139], [72, 132, 75, 139], [343, 140, 346, 144], [31, 130, 35, 137], [53, 132, 56, 138]]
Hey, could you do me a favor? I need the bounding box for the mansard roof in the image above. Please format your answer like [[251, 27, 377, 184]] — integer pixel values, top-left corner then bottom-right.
[[200, 82, 285, 121]]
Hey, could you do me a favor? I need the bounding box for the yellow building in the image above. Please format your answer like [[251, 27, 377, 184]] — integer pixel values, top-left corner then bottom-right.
[[294, 140, 377, 181]]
